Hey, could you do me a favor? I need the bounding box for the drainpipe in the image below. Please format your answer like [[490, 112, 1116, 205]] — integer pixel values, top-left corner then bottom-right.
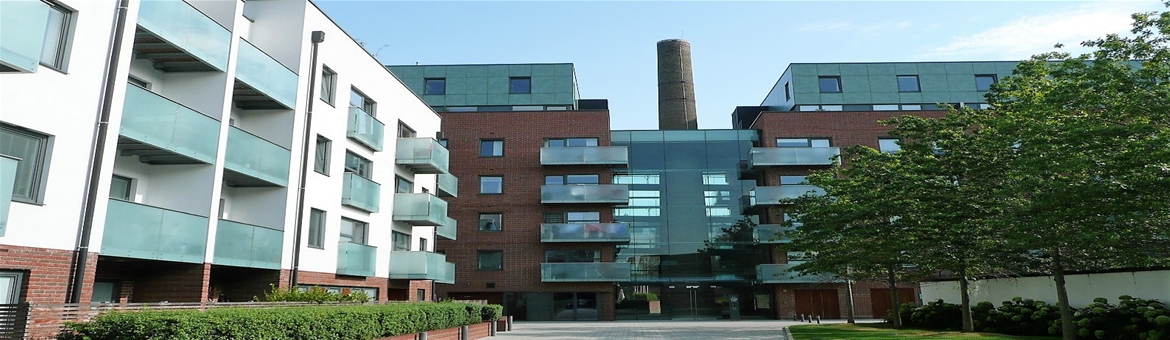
[[290, 30, 326, 287], [68, 0, 130, 304]]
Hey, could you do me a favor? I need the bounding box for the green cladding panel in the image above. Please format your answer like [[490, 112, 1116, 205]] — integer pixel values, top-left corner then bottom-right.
[[387, 64, 578, 108], [235, 39, 298, 109], [0, 0, 49, 73], [102, 199, 209, 263], [120, 86, 221, 164], [136, 0, 231, 71], [213, 219, 283, 269], [225, 127, 291, 187]]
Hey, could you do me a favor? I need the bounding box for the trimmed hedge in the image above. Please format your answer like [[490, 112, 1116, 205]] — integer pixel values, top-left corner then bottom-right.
[[57, 302, 504, 340], [894, 296, 1169, 339]]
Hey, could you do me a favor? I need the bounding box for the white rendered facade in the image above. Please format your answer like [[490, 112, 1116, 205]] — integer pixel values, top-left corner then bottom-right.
[[0, 0, 454, 305]]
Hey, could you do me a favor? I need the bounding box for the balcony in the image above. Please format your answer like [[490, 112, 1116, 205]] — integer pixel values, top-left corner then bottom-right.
[[101, 199, 208, 264], [749, 185, 825, 206], [223, 127, 290, 187], [132, 0, 230, 72], [347, 107, 385, 151], [436, 173, 458, 198], [749, 147, 840, 167], [395, 138, 449, 174], [0, 156, 17, 235], [436, 216, 456, 241], [754, 224, 794, 244], [388, 251, 455, 284], [757, 263, 838, 284], [342, 173, 380, 213], [541, 184, 629, 204], [540, 146, 628, 166], [212, 220, 283, 270], [0, 0, 50, 72], [392, 193, 447, 226], [336, 242, 376, 277], [541, 223, 630, 243], [119, 86, 220, 164], [233, 38, 297, 109], [541, 263, 631, 282]]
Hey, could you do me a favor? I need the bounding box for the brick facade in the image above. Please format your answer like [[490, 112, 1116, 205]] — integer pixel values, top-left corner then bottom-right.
[[0, 244, 95, 304]]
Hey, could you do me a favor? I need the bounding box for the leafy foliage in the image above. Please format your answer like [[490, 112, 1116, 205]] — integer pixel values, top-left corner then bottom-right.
[[256, 285, 371, 303], [895, 296, 1169, 339]]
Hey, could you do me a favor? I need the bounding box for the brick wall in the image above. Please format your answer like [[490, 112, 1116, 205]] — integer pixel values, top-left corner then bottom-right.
[[0, 245, 96, 304], [295, 269, 389, 302], [95, 259, 210, 303]]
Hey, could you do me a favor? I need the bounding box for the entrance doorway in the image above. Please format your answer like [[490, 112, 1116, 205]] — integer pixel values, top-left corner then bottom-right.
[[870, 288, 916, 319], [794, 289, 840, 319], [553, 292, 598, 320]]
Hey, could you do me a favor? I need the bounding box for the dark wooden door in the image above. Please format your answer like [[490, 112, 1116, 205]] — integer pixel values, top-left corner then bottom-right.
[[794, 289, 840, 319], [870, 288, 916, 318]]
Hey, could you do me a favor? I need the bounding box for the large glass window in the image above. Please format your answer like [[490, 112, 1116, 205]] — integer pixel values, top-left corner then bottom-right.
[[879, 138, 901, 153], [477, 250, 503, 270], [545, 250, 600, 263], [350, 88, 376, 115], [479, 176, 503, 194], [479, 140, 504, 157], [975, 74, 998, 91], [545, 174, 599, 185], [40, 2, 74, 70], [397, 122, 415, 138], [478, 213, 502, 232], [897, 75, 920, 92], [776, 138, 830, 148], [340, 218, 368, 245], [392, 231, 410, 251], [509, 77, 531, 94], [818, 76, 841, 93], [0, 123, 51, 203], [424, 78, 445, 95], [344, 151, 371, 178], [780, 175, 808, 185], [546, 138, 598, 147], [314, 136, 330, 175], [308, 209, 326, 249], [109, 175, 132, 200], [320, 66, 337, 105], [395, 176, 413, 194]]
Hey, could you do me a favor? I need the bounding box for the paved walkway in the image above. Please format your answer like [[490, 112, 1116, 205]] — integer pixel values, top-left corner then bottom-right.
[[490, 320, 848, 340]]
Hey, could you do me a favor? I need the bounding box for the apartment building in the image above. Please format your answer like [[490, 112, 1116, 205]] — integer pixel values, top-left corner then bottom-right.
[[0, 0, 455, 311]]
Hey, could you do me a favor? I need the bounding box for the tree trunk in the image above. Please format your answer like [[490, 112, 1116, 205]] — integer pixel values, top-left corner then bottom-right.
[[959, 264, 974, 332], [845, 277, 856, 324], [887, 266, 901, 329], [1053, 247, 1077, 340]]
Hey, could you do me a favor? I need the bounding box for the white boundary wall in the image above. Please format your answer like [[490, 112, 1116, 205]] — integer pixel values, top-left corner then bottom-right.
[[921, 270, 1170, 308]]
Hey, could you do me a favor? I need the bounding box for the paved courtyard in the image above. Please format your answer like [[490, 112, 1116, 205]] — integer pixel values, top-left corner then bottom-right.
[[490, 320, 846, 340]]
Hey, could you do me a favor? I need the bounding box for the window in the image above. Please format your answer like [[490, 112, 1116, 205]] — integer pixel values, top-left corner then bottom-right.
[[509, 77, 531, 94], [320, 66, 337, 105], [0, 271, 25, 304], [344, 151, 371, 178], [350, 88, 376, 115], [308, 209, 326, 249], [780, 175, 807, 185], [1, 123, 51, 203], [879, 138, 902, 153], [901, 104, 922, 111], [545, 174, 599, 185], [897, 75, 920, 92], [424, 78, 445, 95], [545, 250, 600, 263], [776, 138, 830, 148], [479, 176, 503, 194], [975, 74, 997, 91], [477, 250, 503, 270], [818, 76, 841, 93], [873, 104, 899, 111], [419, 238, 428, 251], [545, 138, 598, 147], [40, 2, 74, 71], [127, 76, 150, 89], [416, 288, 426, 301], [109, 175, 132, 200], [339, 218, 368, 245], [314, 136, 330, 175], [397, 122, 415, 138], [479, 140, 504, 157], [544, 212, 600, 224], [479, 213, 502, 232], [395, 176, 412, 193], [784, 82, 791, 101], [392, 231, 410, 251]]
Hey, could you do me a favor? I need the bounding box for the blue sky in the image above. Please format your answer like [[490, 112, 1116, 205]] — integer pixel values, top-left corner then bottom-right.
[[314, 1, 1163, 130]]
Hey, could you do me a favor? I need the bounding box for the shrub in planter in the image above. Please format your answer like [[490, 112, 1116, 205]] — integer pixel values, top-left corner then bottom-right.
[[1074, 296, 1169, 340]]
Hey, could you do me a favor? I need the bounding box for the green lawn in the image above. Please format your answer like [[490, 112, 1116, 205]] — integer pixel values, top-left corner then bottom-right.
[[788, 323, 1060, 340]]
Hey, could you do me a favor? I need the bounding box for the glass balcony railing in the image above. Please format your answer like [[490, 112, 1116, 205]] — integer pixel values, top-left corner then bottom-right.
[[540, 146, 628, 165], [392, 193, 447, 226], [120, 86, 221, 164], [341, 173, 380, 213], [749, 147, 840, 167], [388, 251, 455, 284], [541, 263, 631, 282], [437, 173, 458, 197], [541, 223, 630, 243], [101, 199, 208, 264], [235, 38, 298, 109], [749, 185, 825, 206], [224, 127, 290, 187], [336, 242, 376, 277], [0, 0, 49, 73], [0, 156, 18, 236], [755, 224, 794, 244], [135, 0, 231, 71], [436, 216, 456, 241], [212, 219, 283, 270], [757, 263, 838, 283], [395, 138, 450, 174], [540, 184, 629, 204], [346, 107, 385, 151]]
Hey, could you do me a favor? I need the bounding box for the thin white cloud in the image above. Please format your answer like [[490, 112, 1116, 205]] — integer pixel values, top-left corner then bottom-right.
[[923, 2, 1158, 59]]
